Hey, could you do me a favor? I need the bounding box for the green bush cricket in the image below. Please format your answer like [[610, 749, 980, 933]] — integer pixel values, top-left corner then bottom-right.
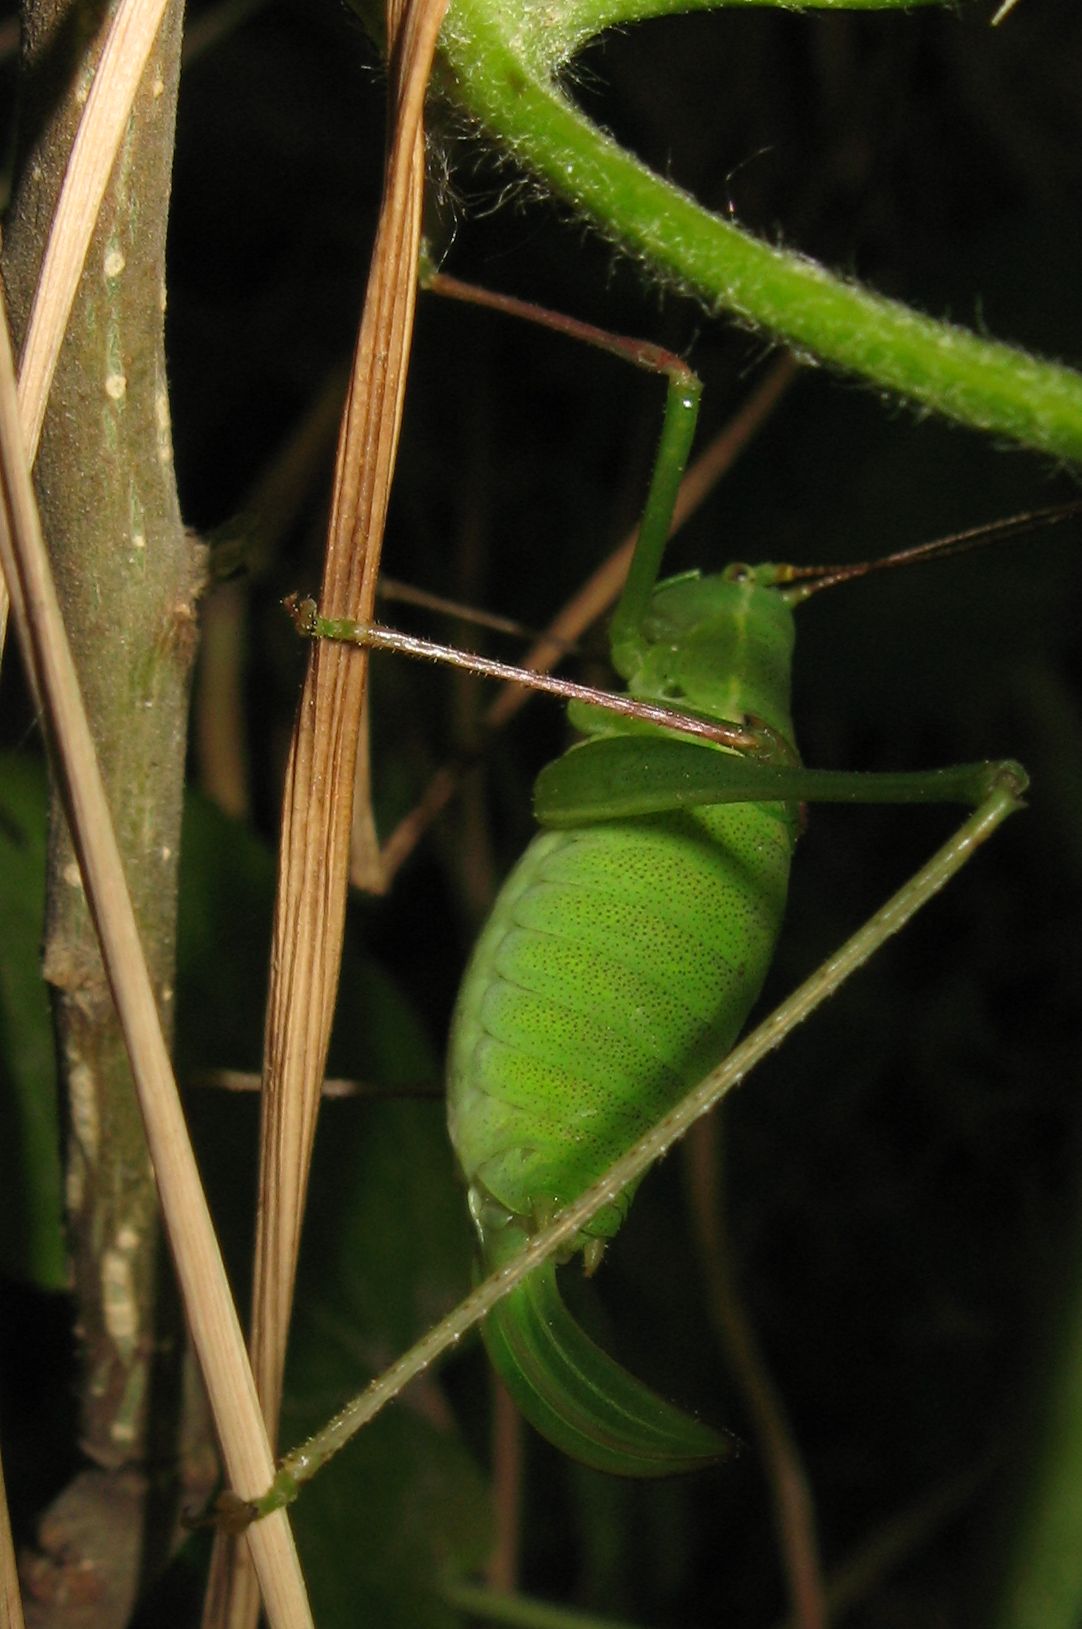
[[226, 277, 1080, 1522]]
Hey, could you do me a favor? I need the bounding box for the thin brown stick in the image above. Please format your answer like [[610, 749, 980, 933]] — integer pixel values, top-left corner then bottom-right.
[[770, 1462, 991, 1629], [369, 351, 798, 887], [0, 279, 312, 1629], [484, 1378, 524, 1596], [195, 579, 251, 820], [379, 575, 580, 648], [194, 367, 348, 818], [686, 1115, 827, 1629]]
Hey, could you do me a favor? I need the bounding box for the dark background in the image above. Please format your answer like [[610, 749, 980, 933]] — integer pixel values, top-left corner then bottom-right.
[[2, 0, 1081, 1623]]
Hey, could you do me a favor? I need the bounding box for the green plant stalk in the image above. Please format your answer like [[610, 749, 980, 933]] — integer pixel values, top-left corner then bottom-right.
[[989, 1202, 1082, 1629], [436, 0, 1082, 463], [1, 0, 207, 1593], [444, 1580, 645, 1629]]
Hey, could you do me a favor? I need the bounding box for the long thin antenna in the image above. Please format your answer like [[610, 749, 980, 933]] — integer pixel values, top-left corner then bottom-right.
[[779, 497, 1082, 601]]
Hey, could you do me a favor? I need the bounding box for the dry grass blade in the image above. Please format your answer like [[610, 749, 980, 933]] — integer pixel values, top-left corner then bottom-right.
[[252, 0, 448, 1425], [368, 351, 798, 887], [252, 0, 447, 1435], [0, 288, 313, 1629], [200, 3, 449, 1625], [0, 0, 172, 654]]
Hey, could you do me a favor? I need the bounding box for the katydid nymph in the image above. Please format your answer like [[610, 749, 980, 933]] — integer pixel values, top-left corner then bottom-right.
[[264, 277, 1082, 1501]]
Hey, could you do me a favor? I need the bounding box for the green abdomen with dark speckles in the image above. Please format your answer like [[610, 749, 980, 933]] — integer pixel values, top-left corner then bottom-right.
[[448, 799, 794, 1248], [447, 570, 799, 1256]]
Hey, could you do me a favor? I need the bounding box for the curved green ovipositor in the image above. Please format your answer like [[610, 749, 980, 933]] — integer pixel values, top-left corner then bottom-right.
[[483, 1236, 735, 1477]]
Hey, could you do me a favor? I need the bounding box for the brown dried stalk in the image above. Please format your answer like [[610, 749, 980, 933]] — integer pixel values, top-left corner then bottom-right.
[[202, 2, 450, 1625]]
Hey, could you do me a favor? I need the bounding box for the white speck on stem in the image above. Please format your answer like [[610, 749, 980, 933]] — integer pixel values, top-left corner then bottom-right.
[[155, 387, 172, 461], [102, 1245, 138, 1353], [105, 372, 127, 401], [63, 861, 83, 889], [66, 1148, 86, 1212], [104, 247, 126, 279], [69, 1062, 99, 1163]]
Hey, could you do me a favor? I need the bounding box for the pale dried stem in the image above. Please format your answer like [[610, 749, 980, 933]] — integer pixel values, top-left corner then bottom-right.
[[0, 1442, 26, 1629], [2, 0, 302, 1611], [202, 2, 450, 1625], [367, 351, 797, 888], [0, 0, 172, 653], [0, 284, 312, 1628]]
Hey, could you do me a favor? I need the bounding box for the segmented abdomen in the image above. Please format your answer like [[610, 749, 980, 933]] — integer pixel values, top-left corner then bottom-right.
[[448, 797, 795, 1249]]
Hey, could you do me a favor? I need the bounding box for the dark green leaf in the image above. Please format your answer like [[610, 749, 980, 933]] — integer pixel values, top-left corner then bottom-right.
[[0, 752, 64, 1290]]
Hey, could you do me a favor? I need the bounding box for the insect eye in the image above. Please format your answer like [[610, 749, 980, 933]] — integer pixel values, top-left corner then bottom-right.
[[723, 562, 754, 584]]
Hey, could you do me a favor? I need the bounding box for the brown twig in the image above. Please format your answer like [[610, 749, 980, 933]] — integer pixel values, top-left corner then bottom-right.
[[484, 1381, 524, 1597], [770, 1462, 992, 1629], [194, 366, 348, 819], [686, 1114, 827, 1629]]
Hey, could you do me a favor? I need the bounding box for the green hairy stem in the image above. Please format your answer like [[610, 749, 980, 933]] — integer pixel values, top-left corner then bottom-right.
[[435, 0, 1082, 463]]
